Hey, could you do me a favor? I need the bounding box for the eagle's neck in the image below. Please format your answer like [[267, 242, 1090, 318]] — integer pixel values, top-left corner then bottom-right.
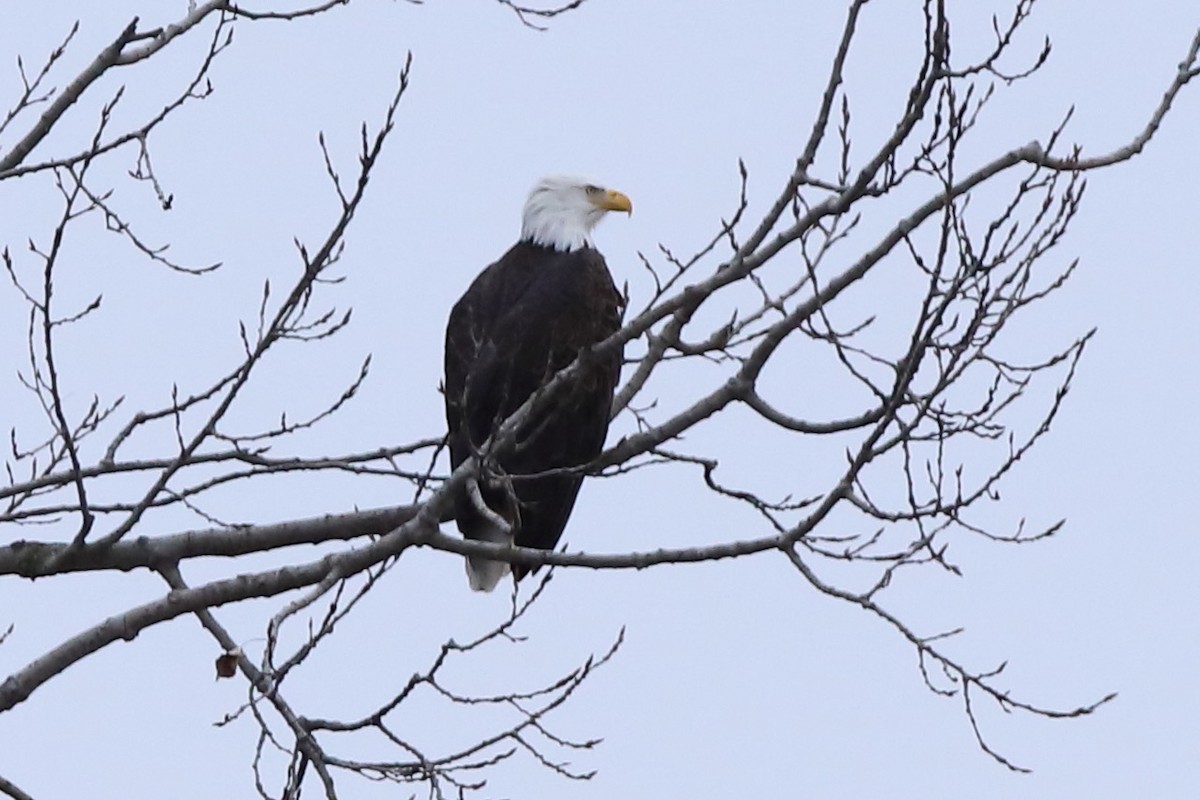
[[520, 219, 593, 252]]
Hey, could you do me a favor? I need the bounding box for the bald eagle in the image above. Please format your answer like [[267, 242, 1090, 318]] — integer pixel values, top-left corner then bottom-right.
[[443, 176, 631, 591]]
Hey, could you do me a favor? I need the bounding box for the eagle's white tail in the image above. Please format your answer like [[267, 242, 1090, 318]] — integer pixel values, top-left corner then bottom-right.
[[466, 520, 512, 592], [464, 477, 513, 592]]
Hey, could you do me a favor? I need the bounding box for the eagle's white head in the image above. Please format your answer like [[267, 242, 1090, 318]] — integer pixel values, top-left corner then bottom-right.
[[520, 175, 633, 252]]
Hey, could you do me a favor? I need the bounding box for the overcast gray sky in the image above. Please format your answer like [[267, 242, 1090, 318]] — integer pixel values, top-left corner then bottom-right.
[[1, 2, 1198, 798]]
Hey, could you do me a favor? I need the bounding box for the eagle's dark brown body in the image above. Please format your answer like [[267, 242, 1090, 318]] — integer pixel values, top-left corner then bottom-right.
[[443, 241, 623, 584]]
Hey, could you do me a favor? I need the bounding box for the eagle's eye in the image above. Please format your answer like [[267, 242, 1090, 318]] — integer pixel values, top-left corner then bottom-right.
[[584, 184, 603, 196]]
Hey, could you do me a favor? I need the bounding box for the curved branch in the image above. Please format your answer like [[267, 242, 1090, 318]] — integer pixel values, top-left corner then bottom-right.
[[1029, 28, 1200, 171], [0, 19, 140, 173], [0, 495, 447, 714]]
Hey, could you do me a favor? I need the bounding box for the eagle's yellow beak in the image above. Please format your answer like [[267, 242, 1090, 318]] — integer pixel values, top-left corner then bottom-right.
[[597, 189, 633, 214]]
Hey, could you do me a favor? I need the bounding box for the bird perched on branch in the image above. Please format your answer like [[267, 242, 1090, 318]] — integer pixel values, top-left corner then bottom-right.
[[443, 175, 631, 591]]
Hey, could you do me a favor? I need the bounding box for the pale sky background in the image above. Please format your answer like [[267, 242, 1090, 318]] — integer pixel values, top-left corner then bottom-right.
[[1, 2, 1198, 798]]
